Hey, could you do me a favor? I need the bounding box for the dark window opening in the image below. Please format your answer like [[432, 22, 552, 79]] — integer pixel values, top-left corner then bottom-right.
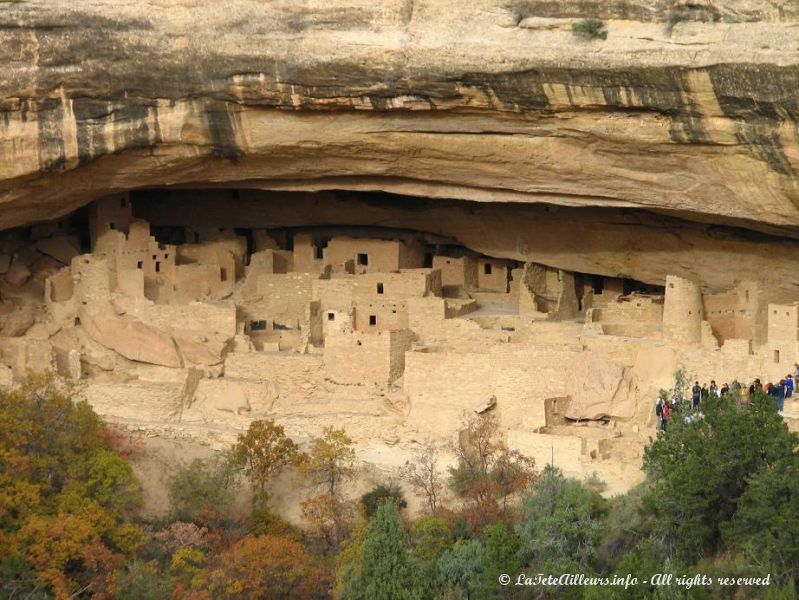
[[591, 276, 604, 294], [377, 283, 384, 294], [220, 267, 228, 282], [250, 320, 267, 331], [358, 253, 369, 266], [74, 317, 81, 327], [155, 261, 161, 273], [137, 261, 143, 269], [484, 263, 492, 275], [109, 223, 116, 230], [424, 253, 433, 268], [315, 245, 324, 260], [774, 349, 780, 363], [357, 340, 362, 346], [327, 312, 335, 321], [369, 315, 377, 326]]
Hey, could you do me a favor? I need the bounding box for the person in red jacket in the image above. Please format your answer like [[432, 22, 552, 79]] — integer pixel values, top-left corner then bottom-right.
[[661, 401, 670, 432]]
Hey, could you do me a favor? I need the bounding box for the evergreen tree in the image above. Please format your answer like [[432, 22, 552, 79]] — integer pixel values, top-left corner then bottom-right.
[[723, 452, 799, 586], [438, 539, 484, 599], [642, 393, 798, 564], [341, 501, 418, 600], [517, 466, 607, 575]]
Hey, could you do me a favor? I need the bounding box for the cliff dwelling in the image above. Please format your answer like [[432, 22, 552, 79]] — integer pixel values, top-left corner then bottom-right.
[[2, 185, 799, 496]]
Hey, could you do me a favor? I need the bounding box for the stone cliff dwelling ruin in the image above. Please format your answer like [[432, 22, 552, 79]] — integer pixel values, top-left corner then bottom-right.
[[3, 0, 799, 498], [3, 188, 799, 494]]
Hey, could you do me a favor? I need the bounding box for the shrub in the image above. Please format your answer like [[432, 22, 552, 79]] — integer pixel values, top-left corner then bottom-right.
[[361, 484, 407, 519], [572, 18, 608, 40], [168, 452, 239, 525]]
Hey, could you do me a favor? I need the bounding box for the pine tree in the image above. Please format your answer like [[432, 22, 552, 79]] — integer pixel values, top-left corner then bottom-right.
[[341, 501, 418, 600]]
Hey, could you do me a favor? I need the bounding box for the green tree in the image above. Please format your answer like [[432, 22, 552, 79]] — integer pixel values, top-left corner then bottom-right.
[[722, 452, 799, 586], [517, 466, 607, 575], [481, 521, 522, 598], [297, 426, 357, 497], [232, 419, 298, 504], [642, 393, 798, 564], [168, 452, 238, 524], [341, 501, 419, 600], [438, 539, 484, 600]]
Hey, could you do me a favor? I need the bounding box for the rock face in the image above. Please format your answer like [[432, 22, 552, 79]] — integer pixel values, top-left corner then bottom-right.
[[1, 0, 798, 230]]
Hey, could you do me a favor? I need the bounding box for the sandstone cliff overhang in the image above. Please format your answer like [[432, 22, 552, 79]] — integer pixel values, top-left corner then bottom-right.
[[1, 1, 798, 253]]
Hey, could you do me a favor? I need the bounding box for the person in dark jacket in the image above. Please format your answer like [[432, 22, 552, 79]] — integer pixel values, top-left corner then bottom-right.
[[691, 381, 701, 409]]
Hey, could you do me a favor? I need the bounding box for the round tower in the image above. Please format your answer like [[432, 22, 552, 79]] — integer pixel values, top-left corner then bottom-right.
[[662, 275, 703, 345]]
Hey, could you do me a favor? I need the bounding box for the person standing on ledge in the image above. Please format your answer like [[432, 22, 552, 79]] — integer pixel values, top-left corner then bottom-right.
[[655, 396, 663, 430], [786, 374, 794, 399], [661, 400, 670, 432], [777, 379, 786, 413], [692, 381, 701, 409]]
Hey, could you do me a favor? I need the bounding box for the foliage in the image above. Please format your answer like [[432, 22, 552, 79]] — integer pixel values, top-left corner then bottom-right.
[[597, 483, 653, 569], [448, 414, 537, 517], [722, 452, 799, 585], [341, 502, 419, 600], [301, 493, 359, 555], [517, 465, 608, 575], [232, 419, 298, 503], [642, 392, 798, 564], [361, 483, 407, 519], [400, 440, 445, 515], [167, 452, 239, 525], [409, 516, 453, 562], [438, 539, 484, 599], [0, 374, 142, 599], [481, 521, 522, 599], [204, 534, 329, 599], [572, 18, 607, 40], [296, 426, 357, 497], [114, 560, 173, 600]]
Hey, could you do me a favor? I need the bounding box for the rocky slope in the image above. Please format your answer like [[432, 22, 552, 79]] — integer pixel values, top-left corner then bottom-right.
[[1, 0, 798, 289]]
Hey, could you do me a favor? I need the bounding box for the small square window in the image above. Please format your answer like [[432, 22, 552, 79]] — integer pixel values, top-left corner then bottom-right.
[[109, 223, 116, 230], [155, 261, 161, 273], [358, 253, 369, 266], [327, 313, 335, 321], [377, 283, 384, 294], [484, 263, 492, 275], [137, 261, 143, 269], [369, 315, 377, 326], [315, 246, 324, 260]]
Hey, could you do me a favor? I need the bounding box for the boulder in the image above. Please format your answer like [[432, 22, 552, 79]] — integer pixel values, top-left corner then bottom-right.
[[1, 308, 34, 337], [81, 308, 182, 368]]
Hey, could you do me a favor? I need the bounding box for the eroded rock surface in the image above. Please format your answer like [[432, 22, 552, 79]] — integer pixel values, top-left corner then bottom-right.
[[1, 0, 798, 236]]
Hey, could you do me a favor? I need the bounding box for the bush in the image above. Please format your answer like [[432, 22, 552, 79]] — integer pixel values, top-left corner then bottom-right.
[[572, 18, 607, 40], [114, 560, 173, 600], [361, 484, 407, 519], [168, 452, 239, 525]]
